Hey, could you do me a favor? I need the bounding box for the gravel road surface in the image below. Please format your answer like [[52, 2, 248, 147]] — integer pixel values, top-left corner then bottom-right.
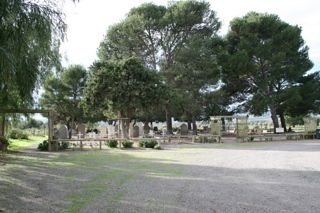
[[1, 140, 320, 213]]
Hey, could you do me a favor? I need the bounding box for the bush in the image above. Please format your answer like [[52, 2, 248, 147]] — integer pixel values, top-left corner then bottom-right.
[[105, 139, 118, 148], [0, 136, 9, 145], [37, 140, 49, 151], [59, 141, 69, 149], [21, 133, 29, 140], [9, 129, 29, 140], [154, 144, 162, 150], [121, 140, 134, 148], [139, 139, 158, 148]]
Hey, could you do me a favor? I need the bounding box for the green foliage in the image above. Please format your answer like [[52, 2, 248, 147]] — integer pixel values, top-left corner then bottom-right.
[[82, 58, 167, 122], [0, 0, 70, 110], [0, 136, 10, 145], [121, 140, 134, 148], [9, 129, 29, 140], [59, 141, 69, 149], [19, 118, 44, 129], [221, 11, 313, 129], [37, 140, 49, 151], [98, 1, 222, 132], [154, 144, 162, 150], [105, 139, 118, 148], [201, 136, 217, 143], [139, 139, 158, 148], [39, 65, 101, 128], [142, 134, 152, 138]]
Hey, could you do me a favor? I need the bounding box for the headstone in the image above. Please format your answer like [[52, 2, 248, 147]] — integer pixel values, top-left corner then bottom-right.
[[144, 124, 150, 134], [276, 128, 284, 133], [136, 122, 143, 136], [149, 130, 154, 137], [77, 124, 85, 138], [256, 128, 262, 135], [133, 126, 139, 138], [100, 124, 107, 138], [58, 125, 68, 139], [180, 123, 188, 135], [129, 123, 134, 138], [108, 125, 115, 137]]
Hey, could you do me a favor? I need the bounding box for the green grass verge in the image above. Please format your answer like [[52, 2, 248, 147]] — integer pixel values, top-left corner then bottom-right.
[[8, 136, 47, 150]]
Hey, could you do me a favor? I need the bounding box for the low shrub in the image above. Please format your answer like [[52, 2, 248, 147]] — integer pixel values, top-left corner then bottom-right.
[[59, 141, 69, 149], [154, 144, 162, 150], [21, 133, 29, 140], [142, 134, 152, 138], [121, 140, 134, 148], [139, 139, 158, 148], [105, 139, 118, 148], [9, 129, 28, 139], [37, 140, 49, 151]]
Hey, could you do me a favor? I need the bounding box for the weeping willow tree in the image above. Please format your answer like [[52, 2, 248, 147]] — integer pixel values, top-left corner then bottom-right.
[[0, 0, 78, 110]]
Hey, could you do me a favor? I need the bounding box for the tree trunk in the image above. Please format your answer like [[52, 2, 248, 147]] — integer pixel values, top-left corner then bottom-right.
[[279, 112, 287, 132], [192, 114, 197, 135], [269, 104, 279, 133], [187, 121, 192, 130], [125, 107, 131, 139], [118, 111, 121, 138], [166, 109, 173, 135]]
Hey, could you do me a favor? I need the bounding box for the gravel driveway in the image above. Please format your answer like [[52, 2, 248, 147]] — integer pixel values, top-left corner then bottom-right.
[[1, 140, 320, 213]]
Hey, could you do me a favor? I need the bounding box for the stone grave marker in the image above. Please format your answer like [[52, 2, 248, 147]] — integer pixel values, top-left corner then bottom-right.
[[136, 122, 143, 136], [133, 126, 139, 137], [77, 124, 85, 138], [100, 124, 107, 138], [180, 123, 188, 135], [58, 125, 68, 139], [108, 125, 115, 137], [129, 123, 134, 138]]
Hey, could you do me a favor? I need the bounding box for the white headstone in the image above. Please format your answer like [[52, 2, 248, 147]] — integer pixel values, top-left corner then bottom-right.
[[276, 128, 284, 133], [77, 124, 85, 139], [129, 123, 134, 137], [108, 125, 115, 137], [136, 122, 143, 136], [100, 124, 107, 138]]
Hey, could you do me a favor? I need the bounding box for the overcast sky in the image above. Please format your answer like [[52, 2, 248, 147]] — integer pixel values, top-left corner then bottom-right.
[[61, 0, 320, 72]]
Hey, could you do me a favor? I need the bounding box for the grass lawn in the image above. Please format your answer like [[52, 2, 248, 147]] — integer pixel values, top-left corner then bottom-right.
[[8, 135, 47, 150]]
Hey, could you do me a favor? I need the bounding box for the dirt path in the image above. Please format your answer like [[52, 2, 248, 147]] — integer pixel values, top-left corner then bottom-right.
[[1, 140, 320, 212]]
